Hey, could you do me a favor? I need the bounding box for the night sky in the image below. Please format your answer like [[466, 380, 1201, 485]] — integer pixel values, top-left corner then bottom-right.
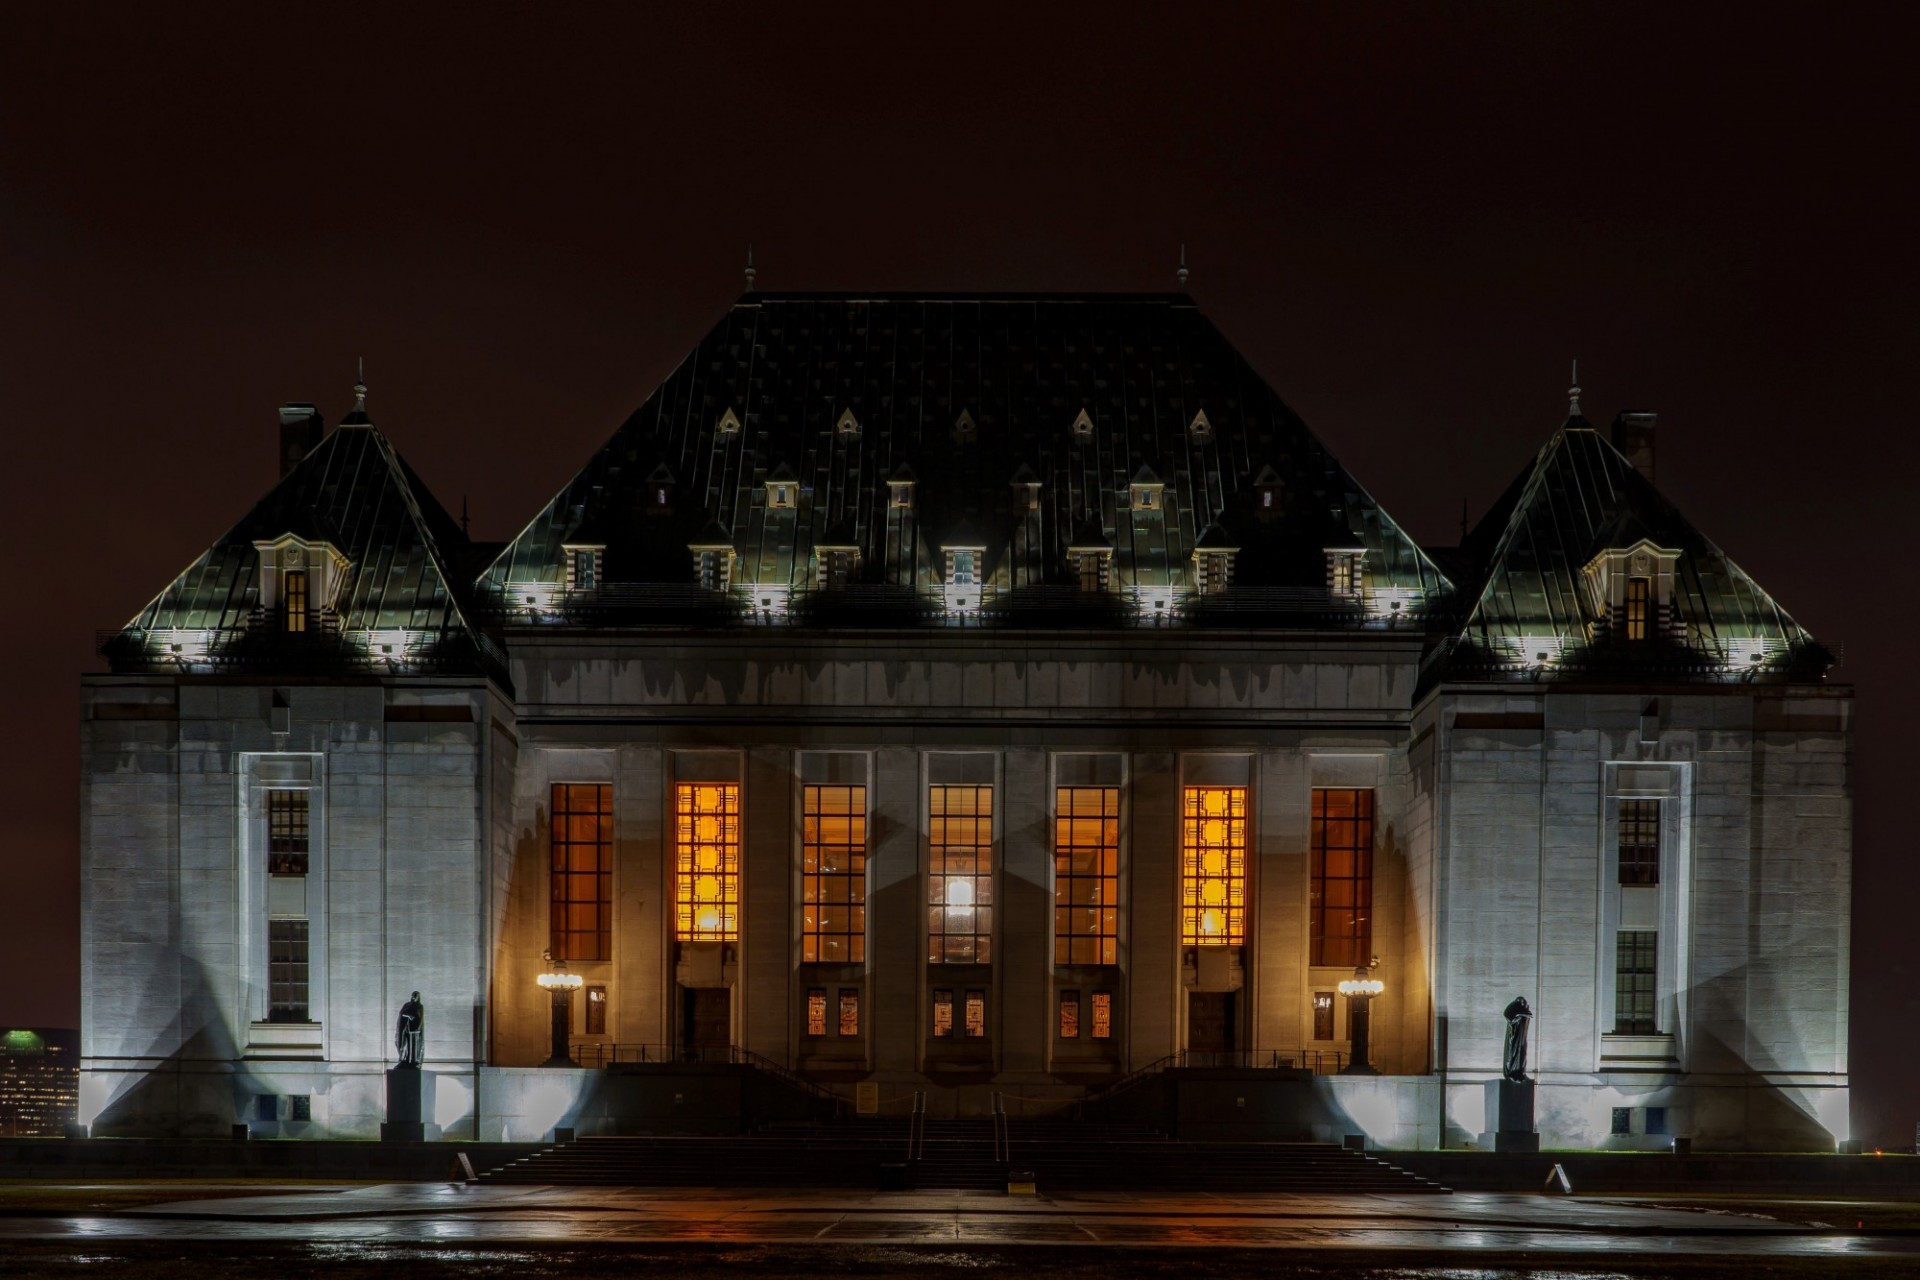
[[4, 7, 1913, 1142]]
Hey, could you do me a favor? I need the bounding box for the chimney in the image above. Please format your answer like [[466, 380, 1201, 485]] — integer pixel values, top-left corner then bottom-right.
[[1611, 410, 1656, 482], [278, 403, 324, 478]]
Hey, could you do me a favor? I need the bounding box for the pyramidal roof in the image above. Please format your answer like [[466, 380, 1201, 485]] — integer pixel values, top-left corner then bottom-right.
[[110, 420, 501, 674], [481, 292, 1451, 606], [1439, 418, 1828, 680]]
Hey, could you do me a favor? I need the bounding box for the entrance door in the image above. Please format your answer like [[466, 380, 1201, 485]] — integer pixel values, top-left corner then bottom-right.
[[681, 987, 731, 1058], [1187, 991, 1236, 1057]]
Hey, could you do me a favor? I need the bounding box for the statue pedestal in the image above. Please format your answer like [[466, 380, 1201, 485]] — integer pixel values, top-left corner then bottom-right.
[[1482, 1078, 1539, 1153], [380, 1067, 426, 1142]]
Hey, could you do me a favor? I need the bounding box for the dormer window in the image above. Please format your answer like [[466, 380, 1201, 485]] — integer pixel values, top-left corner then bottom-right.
[[1252, 464, 1283, 520], [835, 408, 861, 437], [715, 407, 742, 438], [1327, 551, 1365, 597], [766, 465, 799, 510], [1192, 551, 1232, 594], [1582, 540, 1681, 645], [253, 535, 347, 634], [564, 545, 605, 591], [1074, 550, 1111, 593], [1130, 466, 1165, 513], [946, 548, 981, 585], [816, 547, 860, 589], [1189, 409, 1213, 441], [953, 410, 979, 444], [690, 544, 734, 591], [888, 463, 917, 511], [1071, 408, 1095, 442], [1191, 523, 1239, 595], [647, 463, 675, 514]]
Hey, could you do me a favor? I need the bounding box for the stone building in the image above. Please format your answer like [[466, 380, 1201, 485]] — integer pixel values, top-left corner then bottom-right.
[[80, 292, 1850, 1150]]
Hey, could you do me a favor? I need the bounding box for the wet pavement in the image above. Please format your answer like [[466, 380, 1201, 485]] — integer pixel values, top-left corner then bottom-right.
[[0, 1182, 1916, 1260]]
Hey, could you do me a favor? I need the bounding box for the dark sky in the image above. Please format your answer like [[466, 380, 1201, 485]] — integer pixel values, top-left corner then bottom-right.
[[4, 6, 1913, 1140]]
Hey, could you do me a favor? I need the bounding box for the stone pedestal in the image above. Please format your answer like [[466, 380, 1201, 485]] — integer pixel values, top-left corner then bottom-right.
[[381, 1066, 425, 1142], [1482, 1078, 1539, 1153]]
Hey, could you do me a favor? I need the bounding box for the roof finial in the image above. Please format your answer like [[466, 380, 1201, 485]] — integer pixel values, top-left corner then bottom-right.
[[1568, 358, 1581, 417], [744, 245, 756, 292], [354, 356, 367, 412], [1176, 243, 1189, 288]]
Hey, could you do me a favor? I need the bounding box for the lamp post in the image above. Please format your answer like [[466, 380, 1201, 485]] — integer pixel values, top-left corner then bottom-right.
[[1337, 965, 1385, 1075], [536, 968, 584, 1067]]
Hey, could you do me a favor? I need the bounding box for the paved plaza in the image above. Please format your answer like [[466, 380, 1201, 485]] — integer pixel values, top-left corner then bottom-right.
[[2, 1182, 1919, 1274]]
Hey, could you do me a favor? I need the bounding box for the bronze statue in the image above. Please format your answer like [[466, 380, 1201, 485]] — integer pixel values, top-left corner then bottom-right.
[[395, 991, 425, 1068], [1502, 996, 1532, 1081]]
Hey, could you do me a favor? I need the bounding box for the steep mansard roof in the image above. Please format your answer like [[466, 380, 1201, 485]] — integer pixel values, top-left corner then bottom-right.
[[1432, 419, 1829, 682], [105, 419, 503, 677], [480, 293, 1452, 616]]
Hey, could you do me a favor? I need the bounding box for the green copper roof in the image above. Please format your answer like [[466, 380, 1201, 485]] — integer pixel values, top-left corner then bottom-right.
[[481, 293, 1452, 621], [1437, 420, 1829, 681], [105, 420, 503, 677]]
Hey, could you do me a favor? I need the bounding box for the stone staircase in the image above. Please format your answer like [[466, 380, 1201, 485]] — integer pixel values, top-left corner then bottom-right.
[[481, 1114, 1446, 1193]]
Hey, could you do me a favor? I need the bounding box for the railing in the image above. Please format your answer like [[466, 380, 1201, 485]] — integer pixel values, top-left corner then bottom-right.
[[907, 1091, 927, 1162], [564, 1041, 845, 1112], [991, 1092, 1010, 1163]]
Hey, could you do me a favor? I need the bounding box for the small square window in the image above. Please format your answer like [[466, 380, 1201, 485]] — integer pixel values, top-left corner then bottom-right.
[[807, 988, 828, 1037], [289, 1095, 312, 1122], [1645, 1106, 1670, 1136], [1611, 1106, 1632, 1136]]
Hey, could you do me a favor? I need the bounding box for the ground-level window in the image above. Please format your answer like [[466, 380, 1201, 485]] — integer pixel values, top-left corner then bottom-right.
[[964, 989, 987, 1038], [1055, 786, 1119, 965], [1090, 991, 1113, 1039], [838, 989, 860, 1037], [551, 783, 613, 961], [1611, 1107, 1632, 1136], [1181, 786, 1247, 945], [1614, 930, 1658, 1034], [932, 988, 954, 1038], [1059, 990, 1080, 1039], [1311, 788, 1374, 966], [803, 785, 866, 963], [1312, 991, 1335, 1041], [1644, 1107, 1669, 1136], [676, 783, 740, 941], [267, 920, 309, 1022], [929, 784, 993, 963], [585, 985, 607, 1035], [807, 988, 828, 1037]]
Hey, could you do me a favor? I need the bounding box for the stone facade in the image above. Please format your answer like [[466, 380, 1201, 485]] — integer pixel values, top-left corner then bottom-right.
[[79, 293, 1851, 1149]]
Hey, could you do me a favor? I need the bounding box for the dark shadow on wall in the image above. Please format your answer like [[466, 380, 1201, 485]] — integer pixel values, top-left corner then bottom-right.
[[91, 953, 267, 1138]]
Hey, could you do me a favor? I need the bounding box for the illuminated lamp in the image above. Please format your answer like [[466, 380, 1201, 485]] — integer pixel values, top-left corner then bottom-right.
[[1336, 964, 1385, 1075], [536, 967, 584, 1067]]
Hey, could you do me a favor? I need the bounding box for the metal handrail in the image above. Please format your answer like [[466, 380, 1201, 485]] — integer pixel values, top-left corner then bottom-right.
[[907, 1091, 927, 1162], [991, 1092, 1010, 1164]]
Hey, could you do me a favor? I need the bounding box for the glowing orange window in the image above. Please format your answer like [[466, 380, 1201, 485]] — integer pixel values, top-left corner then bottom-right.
[[1181, 786, 1247, 946], [676, 783, 740, 941]]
